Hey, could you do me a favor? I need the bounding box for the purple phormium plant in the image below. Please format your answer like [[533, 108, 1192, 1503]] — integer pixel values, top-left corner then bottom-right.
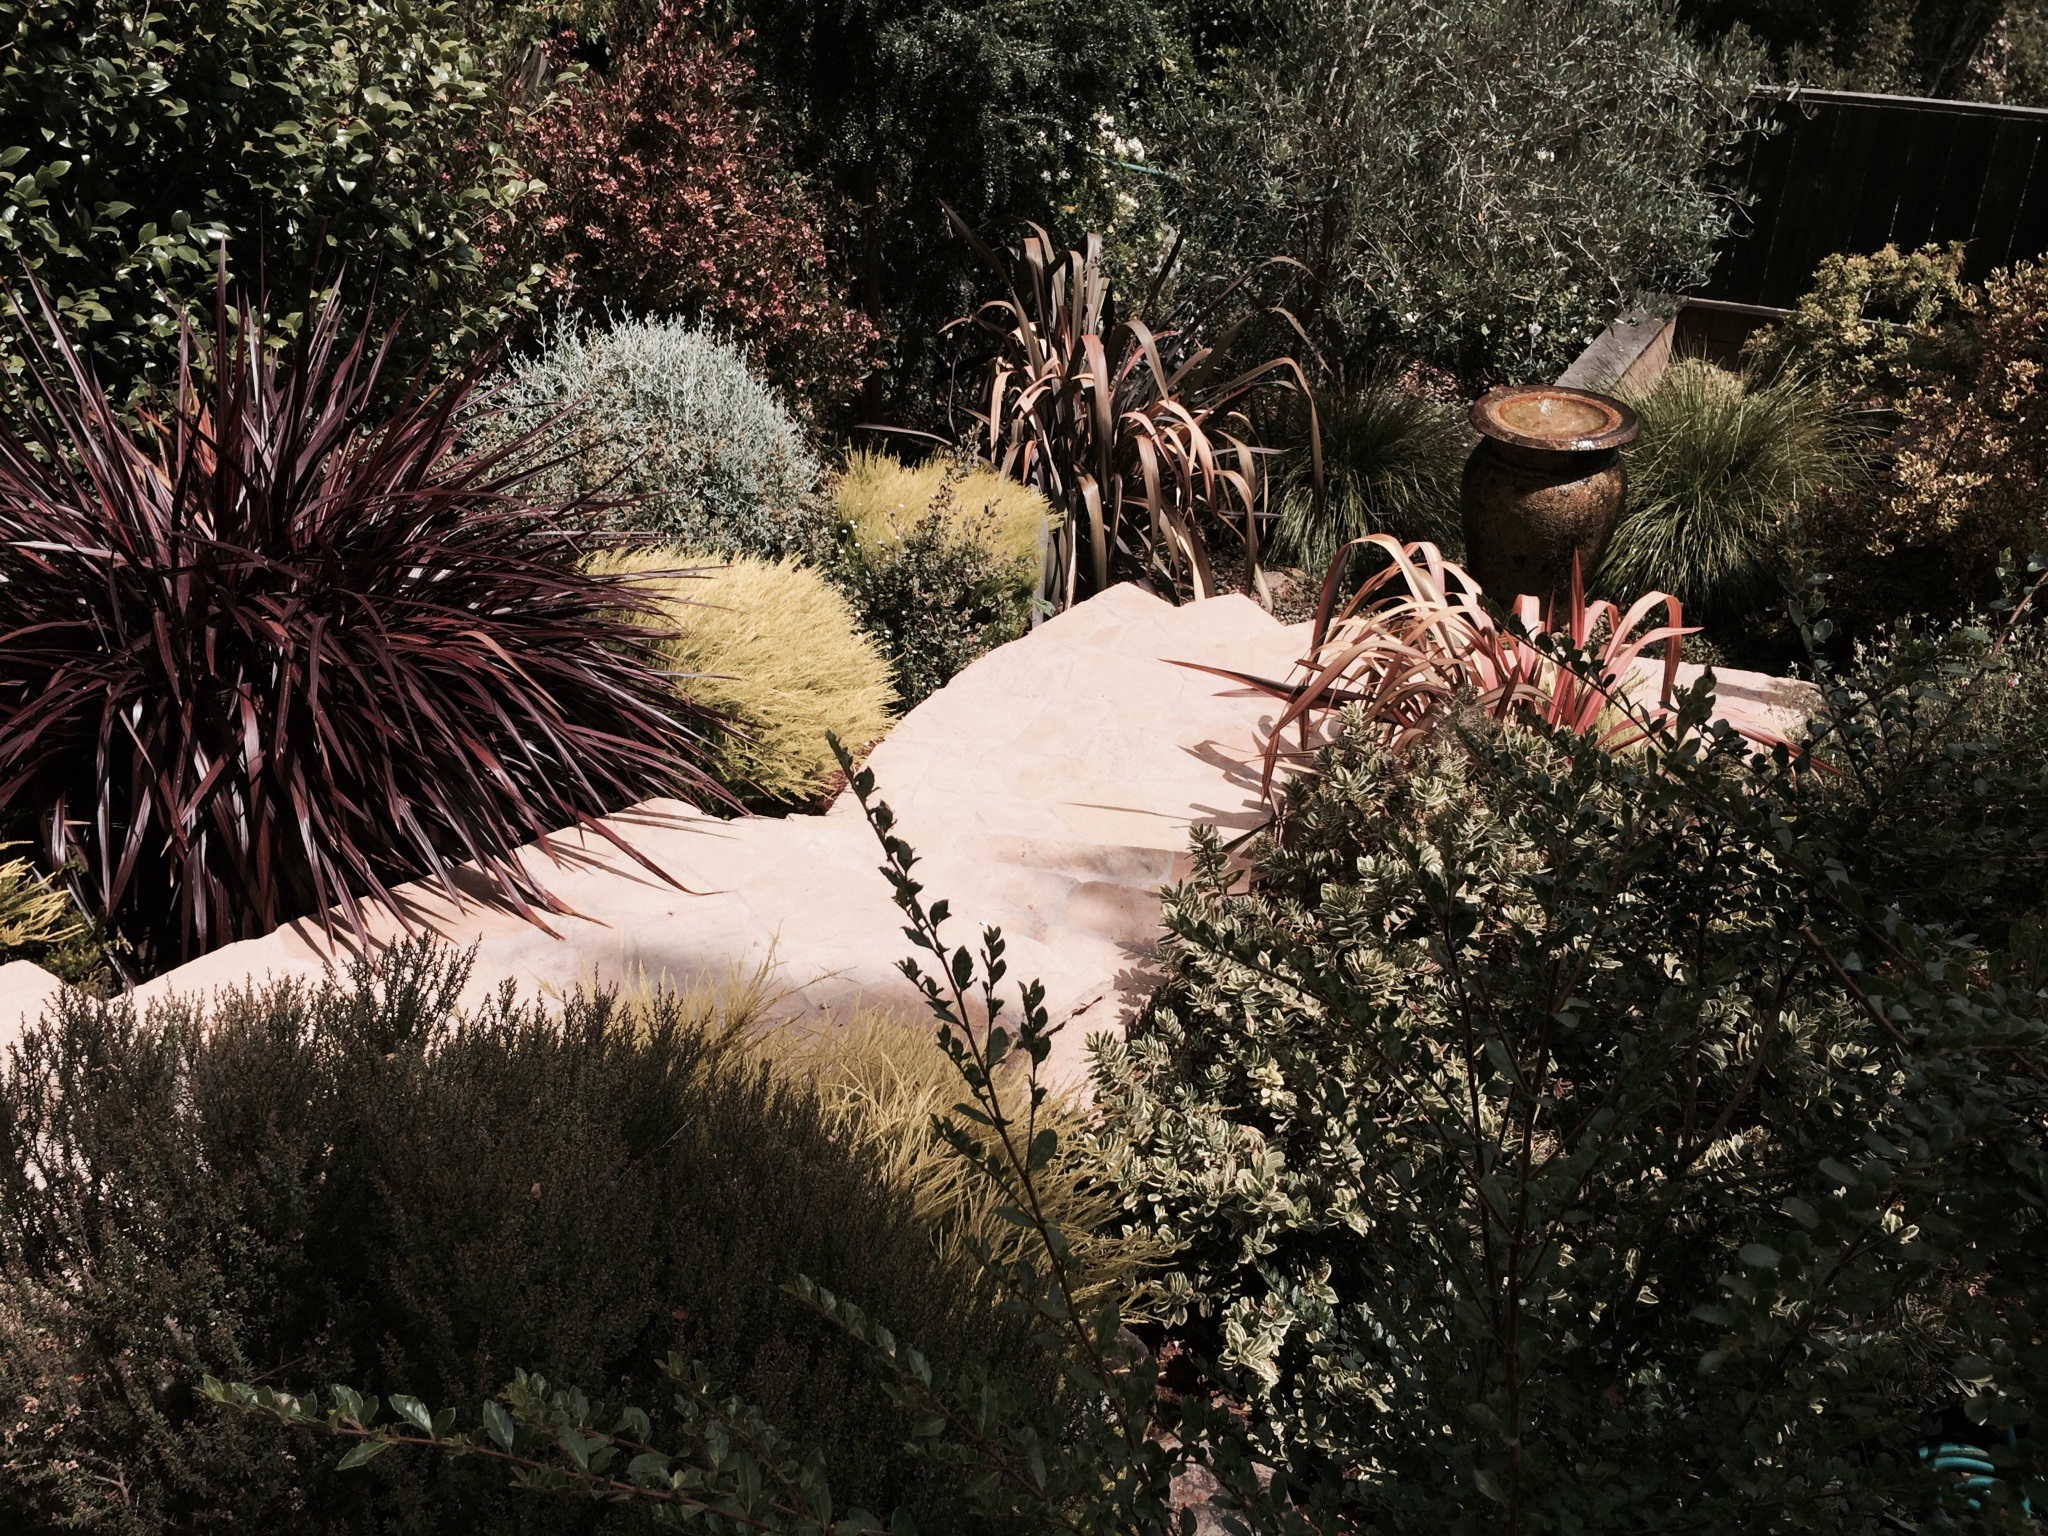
[[0, 277, 726, 976]]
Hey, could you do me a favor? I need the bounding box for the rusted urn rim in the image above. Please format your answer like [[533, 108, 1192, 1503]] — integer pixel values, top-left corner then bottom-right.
[[1469, 385, 1640, 453]]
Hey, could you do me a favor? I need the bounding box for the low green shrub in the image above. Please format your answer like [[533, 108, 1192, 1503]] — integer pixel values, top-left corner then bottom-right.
[[829, 455, 1038, 707], [1271, 380, 1465, 573], [488, 315, 826, 561], [597, 548, 897, 809], [169, 637, 2048, 1530], [1603, 359, 1866, 626], [1091, 590, 2048, 1529], [1743, 241, 1977, 406], [0, 941, 1028, 1533]]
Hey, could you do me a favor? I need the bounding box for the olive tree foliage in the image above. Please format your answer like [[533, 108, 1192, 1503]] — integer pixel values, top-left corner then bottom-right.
[[1152, 0, 1767, 386], [0, 0, 549, 400]]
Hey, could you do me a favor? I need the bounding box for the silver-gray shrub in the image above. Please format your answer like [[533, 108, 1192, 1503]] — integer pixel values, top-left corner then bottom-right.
[[486, 315, 826, 559]]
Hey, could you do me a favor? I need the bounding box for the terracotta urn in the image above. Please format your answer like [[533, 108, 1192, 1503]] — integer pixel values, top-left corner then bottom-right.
[[1459, 384, 1640, 607]]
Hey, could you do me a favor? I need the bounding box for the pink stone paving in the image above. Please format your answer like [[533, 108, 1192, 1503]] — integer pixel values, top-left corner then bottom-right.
[[0, 584, 1817, 1082]]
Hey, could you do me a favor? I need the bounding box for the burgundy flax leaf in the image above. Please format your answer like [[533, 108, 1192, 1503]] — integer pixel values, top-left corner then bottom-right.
[[0, 270, 731, 978]]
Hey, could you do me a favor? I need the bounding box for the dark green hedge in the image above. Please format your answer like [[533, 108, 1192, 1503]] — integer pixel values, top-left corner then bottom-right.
[[0, 942, 1024, 1533]]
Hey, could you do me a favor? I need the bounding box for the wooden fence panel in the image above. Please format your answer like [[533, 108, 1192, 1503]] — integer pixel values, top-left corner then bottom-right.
[[1703, 87, 2048, 309]]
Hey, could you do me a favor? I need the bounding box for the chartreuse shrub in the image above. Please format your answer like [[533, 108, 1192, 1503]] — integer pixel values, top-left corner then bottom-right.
[[595, 547, 896, 809], [0, 850, 113, 985], [0, 283, 720, 977], [835, 450, 1049, 589], [490, 315, 826, 560], [0, 0, 545, 400], [0, 939, 1033, 1533], [1743, 242, 1977, 406], [829, 452, 1046, 705]]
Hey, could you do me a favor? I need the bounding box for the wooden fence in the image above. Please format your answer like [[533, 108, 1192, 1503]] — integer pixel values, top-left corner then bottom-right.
[[1701, 86, 2048, 311]]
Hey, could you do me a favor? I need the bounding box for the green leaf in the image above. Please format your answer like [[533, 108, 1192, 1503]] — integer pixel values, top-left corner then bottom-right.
[[390, 1394, 434, 1434], [337, 1438, 393, 1471], [1738, 1243, 1781, 1268], [481, 1399, 514, 1450]]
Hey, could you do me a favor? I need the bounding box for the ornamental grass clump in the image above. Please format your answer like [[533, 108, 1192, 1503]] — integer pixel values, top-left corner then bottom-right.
[[595, 548, 896, 808], [1603, 359, 1866, 624], [0, 280, 724, 976], [1271, 378, 1465, 572], [746, 1007, 1167, 1311]]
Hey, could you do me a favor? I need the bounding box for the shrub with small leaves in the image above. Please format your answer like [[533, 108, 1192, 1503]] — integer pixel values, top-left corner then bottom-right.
[[1743, 241, 1977, 406], [0, 0, 549, 401], [488, 314, 827, 561], [0, 940, 1030, 1532], [830, 459, 1033, 707], [1096, 583, 2048, 1530], [1762, 254, 2048, 626]]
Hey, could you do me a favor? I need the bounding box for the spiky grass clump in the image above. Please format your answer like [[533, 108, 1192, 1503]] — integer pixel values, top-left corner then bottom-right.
[[1275, 380, 1466, 572], [834, 449, 1051, 589], [1604, 360, 1866, 624], [0, 852, 81, 956], [488, 315, 825, 559], [744, 1007, 1165, 1313], [596, 549, 896, 808], [0, 284, 724, 976]]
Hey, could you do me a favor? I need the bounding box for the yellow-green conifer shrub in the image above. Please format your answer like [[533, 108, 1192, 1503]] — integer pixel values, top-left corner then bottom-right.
[[597, 549, 896, 808], [834, 449, 1052, 590]]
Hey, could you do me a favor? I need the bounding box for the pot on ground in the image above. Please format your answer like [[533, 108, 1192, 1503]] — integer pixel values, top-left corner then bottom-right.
[[1460, 385, 1638, 608]]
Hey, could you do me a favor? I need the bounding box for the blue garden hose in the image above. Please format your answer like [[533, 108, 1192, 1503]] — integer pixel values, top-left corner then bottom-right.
[[1921, 1432, 2034, 1516]]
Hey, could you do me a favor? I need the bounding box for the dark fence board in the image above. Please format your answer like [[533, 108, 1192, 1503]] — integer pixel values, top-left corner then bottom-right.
[[1704, 87, 2048, 309]]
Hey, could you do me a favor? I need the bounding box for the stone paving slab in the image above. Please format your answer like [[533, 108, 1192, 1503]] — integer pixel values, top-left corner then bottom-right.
[[0, 586, 1300, 1082], [0, 583, 1818, 1082]]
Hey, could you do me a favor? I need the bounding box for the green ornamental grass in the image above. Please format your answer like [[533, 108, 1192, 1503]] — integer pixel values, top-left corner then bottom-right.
[[1602, 359, 1864, 623], [1274, 379, 1467, 572]]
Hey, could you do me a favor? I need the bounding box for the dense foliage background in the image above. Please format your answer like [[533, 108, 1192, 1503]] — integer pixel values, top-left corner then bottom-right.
[[0, 0, 548, 399]]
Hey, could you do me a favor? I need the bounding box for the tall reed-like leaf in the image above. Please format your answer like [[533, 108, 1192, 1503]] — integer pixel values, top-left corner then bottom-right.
[[1174, 537, 1763, 798], [947, 213, 1317, 610], [0, 275, 725, 975]]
